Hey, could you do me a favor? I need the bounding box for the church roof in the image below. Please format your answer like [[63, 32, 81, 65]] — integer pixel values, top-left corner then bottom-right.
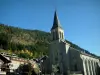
[[51, 11, 62, 30]]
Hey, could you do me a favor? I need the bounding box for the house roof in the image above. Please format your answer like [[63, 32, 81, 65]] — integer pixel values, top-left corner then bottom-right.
[[0, 54, 11, 63]]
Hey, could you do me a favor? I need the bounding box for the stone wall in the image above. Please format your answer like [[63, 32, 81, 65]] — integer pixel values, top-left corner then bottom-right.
[[80, 53, 100, 75], [69, 47, 83, 72]]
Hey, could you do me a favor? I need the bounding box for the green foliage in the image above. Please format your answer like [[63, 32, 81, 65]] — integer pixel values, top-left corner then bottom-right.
[[0, 32, 11, 49], [0, 24, 50, 58], [0, 24, 99, 58], [18, 53, 31, 59], [15, 63, 38, 75]]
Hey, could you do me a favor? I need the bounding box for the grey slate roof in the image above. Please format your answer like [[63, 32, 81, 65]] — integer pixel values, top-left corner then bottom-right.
[[51, 11, 62, 30]]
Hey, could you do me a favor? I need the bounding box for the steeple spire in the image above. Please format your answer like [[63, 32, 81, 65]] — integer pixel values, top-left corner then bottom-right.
[[51, 10, 62, 30], [51, 10, 64, 41]]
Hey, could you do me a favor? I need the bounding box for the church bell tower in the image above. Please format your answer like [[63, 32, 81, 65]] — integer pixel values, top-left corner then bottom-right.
[[49, 10, 66, 74], [49, 10, 70, 75], [51, 11, 64, 41]]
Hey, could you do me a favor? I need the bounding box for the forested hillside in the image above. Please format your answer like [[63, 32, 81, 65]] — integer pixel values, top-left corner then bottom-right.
[[0, 24, 51, 58], [0, 24, 99, 59]]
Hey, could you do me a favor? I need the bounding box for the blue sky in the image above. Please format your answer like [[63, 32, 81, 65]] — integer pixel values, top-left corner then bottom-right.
[[0, 0, 100, 56]]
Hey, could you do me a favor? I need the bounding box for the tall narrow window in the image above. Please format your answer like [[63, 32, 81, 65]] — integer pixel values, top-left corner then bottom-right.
[[53, 32, 55, 40]]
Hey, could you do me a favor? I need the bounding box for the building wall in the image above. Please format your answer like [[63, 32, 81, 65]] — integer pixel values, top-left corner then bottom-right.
[[41, 58, 51, 74], [9, 59, 26, 72], [60, 42, 70, 74], [49, 37, 100, 75], [49, 40, 63, 72], [69, 47, 83, 74], [49, 40, 70, 74], [80, 53, 100, 75]]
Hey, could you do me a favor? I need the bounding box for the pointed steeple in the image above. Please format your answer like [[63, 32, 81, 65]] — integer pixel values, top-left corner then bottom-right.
[[51, 10, 62, 30], [51, 10, 65, 41]]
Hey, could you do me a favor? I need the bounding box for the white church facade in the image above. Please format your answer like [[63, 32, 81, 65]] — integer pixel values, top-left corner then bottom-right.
[[48, 11, 100, 75]]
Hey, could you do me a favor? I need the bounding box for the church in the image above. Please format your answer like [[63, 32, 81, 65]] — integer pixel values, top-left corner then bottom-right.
[[47, 11, 100, 75]]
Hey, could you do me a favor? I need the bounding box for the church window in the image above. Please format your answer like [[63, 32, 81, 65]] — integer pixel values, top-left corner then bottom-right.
[[53, 32, 55, 40], [74, 64, 78, 71], [55, 50, 59, 62]]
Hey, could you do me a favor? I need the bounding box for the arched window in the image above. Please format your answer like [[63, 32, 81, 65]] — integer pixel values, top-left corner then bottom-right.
[[52, 31, 59, 40]]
